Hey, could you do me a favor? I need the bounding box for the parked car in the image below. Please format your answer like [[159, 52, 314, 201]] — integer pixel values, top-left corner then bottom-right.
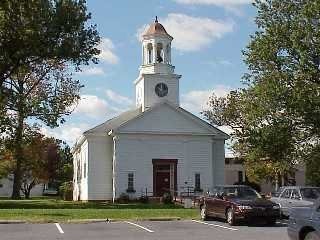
[[271, 186, 320, 217], [271, 186, 286, 197], [287, 199, 320, 240], [199, 185, 280, 226]]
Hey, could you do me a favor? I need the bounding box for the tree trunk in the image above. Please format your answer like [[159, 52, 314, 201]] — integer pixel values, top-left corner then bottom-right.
[[24, 188, 30, 199], [11, 84, 25, 199], [11, 113, 24, 199]]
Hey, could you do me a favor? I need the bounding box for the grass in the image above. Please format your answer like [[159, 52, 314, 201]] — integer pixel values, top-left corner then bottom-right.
[[0, 198, 199, 222]]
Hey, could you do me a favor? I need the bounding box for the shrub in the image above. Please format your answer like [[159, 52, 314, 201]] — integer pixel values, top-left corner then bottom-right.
[[139, 195, 149, 203], [59, 181, 73, 201], [118, 193, 130, 203], [161, 192, 173, 204]]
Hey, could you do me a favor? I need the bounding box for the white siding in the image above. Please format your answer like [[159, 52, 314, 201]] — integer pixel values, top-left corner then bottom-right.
[[114, 134, 219, 198], [87, 136, 113, 200], [212, 140, 225, 186], [118, 104, 212, 135], [143, 74, 180, 109], [73, 140, 88, 201]]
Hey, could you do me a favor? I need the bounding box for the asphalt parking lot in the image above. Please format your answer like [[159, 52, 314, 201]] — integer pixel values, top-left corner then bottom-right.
[[0, 220, 290, 240]]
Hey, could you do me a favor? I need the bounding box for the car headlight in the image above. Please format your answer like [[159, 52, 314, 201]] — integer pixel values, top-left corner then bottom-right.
[[272, 204, 280, 209], [238, 205, 252, 210]]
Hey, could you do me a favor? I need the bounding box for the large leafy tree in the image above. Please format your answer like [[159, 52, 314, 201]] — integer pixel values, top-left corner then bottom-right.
[[204, 0, 320, 189], [0, 0, 100, 199], [2, 127, 71, 199]]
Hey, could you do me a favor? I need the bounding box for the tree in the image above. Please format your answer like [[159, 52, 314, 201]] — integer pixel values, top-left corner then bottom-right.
[[1, 126, 74, 199], [55, 142, 73, 185], [20, 129, 58, 199], [0, 0, 100, 199], [204, 0, 320, 189], [305, 145, 320, 187]]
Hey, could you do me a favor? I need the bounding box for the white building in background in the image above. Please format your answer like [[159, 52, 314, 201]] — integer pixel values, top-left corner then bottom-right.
[[0, 177, 44, 197], [224, 156, 306, 193], [72, 18, 229, 201]]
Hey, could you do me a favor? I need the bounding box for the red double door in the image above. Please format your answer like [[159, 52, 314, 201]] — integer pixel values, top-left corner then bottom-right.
[[153, 159, 177, 197]]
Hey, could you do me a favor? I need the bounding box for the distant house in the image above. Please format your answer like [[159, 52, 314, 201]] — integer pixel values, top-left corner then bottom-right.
[[224, 156, 306, 193], [72, 19, 229, 201], [0, 176, 44, 197]]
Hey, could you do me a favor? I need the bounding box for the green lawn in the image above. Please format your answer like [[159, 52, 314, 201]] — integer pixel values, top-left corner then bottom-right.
[[0, 199, 199, 222]]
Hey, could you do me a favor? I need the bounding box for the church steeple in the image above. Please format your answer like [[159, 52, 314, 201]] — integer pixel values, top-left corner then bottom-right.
[[141, 17, 173, 67], [135, 18, 181, 111]]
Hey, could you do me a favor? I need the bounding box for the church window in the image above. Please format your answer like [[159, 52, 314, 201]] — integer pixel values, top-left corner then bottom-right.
[[195, 173, 201, 191], [83, 161, 87, 178], [77, 159, 81, 182], [157, 43, 164, 63], [147, 43, 153, 64], [127, 172, 135, 193]]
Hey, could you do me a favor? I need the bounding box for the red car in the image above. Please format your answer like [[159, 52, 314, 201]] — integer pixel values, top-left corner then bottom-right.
[[199, 185, 281, 226]]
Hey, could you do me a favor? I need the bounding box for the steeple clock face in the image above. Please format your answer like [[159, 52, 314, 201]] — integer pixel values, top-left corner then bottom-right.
[[155, 83, 168, 97]]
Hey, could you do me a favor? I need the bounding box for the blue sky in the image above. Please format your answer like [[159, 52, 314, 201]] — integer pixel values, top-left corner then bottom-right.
[[42, 0, 257, 145]]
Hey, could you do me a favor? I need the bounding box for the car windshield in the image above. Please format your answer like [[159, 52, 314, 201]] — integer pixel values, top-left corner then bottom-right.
[[222, 187, 261, 199], [300, 188, 320, 200]]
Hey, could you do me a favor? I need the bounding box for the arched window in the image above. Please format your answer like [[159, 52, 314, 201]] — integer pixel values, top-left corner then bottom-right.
[[147, 43, 153, 64], [157, 43, 164, 63]]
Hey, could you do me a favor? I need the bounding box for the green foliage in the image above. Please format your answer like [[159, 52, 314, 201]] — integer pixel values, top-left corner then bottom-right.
[[59, 181, 73, 201], [0, 0, 100, 199], [117, 193, 130, 204], [204, 0, 320, 187], [306, 145, 320, 187], [161, 192, 173, 204]]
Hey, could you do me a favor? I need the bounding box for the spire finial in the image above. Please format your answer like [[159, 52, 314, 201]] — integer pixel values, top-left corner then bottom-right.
[[155, 16, 158, 23]]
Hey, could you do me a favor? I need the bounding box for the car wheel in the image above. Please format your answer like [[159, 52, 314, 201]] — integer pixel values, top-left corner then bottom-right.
[[200, 205, 208, 221], [304, 231, 320, 240], [226, 208, 236, 226]]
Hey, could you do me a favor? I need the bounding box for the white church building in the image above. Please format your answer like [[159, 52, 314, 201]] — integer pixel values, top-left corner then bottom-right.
[[72, 18, 229, 201]]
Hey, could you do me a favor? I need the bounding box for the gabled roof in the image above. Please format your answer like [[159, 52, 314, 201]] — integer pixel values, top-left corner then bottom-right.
[[114, 101, 229, 139], [74, 101, 229, 151], [84, 107, 142, 135]]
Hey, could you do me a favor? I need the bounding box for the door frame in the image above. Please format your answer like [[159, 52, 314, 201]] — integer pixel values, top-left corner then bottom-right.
[[152, 159, 178, 196]]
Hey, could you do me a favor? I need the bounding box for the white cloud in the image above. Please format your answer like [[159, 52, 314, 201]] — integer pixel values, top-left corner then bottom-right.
[[98, 38, 119, 64], [73, 95, 110, 118], [181, 85, 232, 114], [137, 13, 234, 52], [42, 90, 134, 145], [174, 0, 252, 6], [40, 123, 90, 146], [77, 67, 105, 76], [72, 91, 133, 119], [106, 89, 134, 106], [136, 24, 149, 42], [206, 59, 233, 67]]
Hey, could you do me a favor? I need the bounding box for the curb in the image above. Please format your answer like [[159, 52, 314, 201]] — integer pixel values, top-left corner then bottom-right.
[[0, 220, 27, 224], [0, 218, 183, 224]]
